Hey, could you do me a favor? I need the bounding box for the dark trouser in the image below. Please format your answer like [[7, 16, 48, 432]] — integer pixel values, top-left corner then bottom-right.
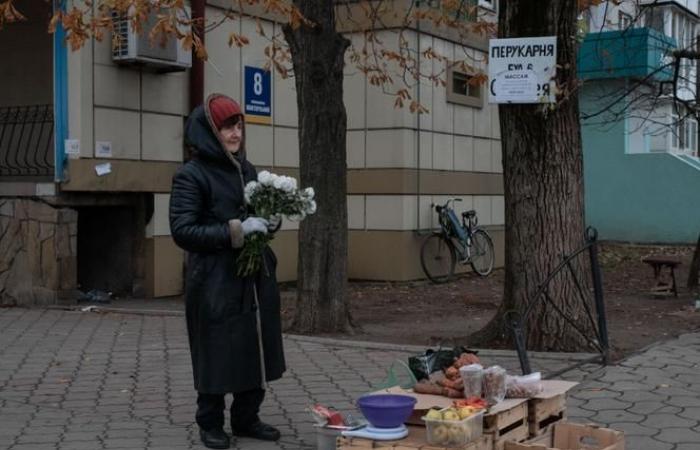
[[196, 389, 265, 431]]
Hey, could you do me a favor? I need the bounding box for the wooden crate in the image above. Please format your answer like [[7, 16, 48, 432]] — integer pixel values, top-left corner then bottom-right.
[[504, 422, 625, 450], [528, 393, 566, 437], [337, 425, 492, 450], [483, 401, 529, 450]]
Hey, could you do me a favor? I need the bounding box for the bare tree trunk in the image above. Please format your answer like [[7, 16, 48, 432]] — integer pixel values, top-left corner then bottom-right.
[[688, 232, 700, 289], [474, 0, 593, 351], [283, 1, 352, 333]]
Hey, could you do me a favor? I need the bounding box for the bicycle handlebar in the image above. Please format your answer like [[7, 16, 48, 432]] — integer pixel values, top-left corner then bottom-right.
[[433, 197, 463, 212]]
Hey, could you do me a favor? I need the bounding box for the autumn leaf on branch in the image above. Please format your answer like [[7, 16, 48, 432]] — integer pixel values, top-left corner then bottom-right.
[[228, 31, 250, 47], [0, 0, 26, 28]]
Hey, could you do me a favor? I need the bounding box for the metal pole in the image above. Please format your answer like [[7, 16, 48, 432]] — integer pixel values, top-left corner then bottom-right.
[[587, 227, 609, 365], [513, 324, 532, 375]]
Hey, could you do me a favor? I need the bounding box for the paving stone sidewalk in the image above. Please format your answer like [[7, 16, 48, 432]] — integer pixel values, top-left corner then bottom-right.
[[0, 308, 697, 450]]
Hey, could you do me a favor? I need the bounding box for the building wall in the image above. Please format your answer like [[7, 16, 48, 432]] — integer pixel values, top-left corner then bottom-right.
[[55, 3, 504, 297], [202, 7, 504, 281], [581, 81, 700, 244], [62, 6, 188, 297], [0, 199, 77, 306]]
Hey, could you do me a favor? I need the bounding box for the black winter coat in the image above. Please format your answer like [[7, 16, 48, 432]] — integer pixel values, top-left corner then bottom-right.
[[169, 103, 285, 394]]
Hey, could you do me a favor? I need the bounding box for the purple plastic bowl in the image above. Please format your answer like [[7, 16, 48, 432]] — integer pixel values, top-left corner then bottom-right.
[[356, 394, 417, 428]]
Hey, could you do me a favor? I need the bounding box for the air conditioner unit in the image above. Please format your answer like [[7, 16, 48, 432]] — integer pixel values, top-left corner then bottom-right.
[[112, 6, 192, 71]]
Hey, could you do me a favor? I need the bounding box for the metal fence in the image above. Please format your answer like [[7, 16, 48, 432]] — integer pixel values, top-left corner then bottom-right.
[[507, 227, 610, 376], [0, 105, 54, 178]]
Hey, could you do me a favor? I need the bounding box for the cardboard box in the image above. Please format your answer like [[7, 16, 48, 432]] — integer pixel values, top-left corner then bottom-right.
[[338, 425, 492, 450], [504, 423, 625, 450]]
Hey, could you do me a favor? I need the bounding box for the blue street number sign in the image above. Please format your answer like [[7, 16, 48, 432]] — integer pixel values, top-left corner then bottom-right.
[[244, 66, 271, 122]]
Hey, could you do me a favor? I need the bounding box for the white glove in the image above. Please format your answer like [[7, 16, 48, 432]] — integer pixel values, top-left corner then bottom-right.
[[241, 217, 268, 236], [267, 214, 282, 232]]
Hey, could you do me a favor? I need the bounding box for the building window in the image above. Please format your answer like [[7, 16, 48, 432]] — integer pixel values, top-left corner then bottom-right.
[[479, 0, 496, 11], [618, 11, 632, 30], [671, 114, 698, 154], [446, 69, 483, 108], [427, 0, 478, 21], [643, 8, 664, 34]]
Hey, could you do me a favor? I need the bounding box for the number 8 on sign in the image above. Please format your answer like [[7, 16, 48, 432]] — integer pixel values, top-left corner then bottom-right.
[[253, 72, 263, 96]]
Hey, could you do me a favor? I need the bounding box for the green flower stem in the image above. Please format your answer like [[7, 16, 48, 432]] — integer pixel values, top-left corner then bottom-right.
[[236, 232, 273, 277]]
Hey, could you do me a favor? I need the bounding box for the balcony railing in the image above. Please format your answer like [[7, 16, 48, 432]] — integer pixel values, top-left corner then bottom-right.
[[0, 105, 54, 179], [578, 28, 677, 81]]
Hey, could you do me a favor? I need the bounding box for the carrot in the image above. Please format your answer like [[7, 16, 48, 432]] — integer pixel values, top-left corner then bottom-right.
[[413, 381, 446, 396], [444, 366, 460, 380], [437, 377, 464, 390], [445, 387, 464, 398]]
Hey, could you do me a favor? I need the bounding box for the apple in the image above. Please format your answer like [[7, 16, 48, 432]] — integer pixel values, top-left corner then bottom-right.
[[442, 409, 460, 421], [458, 406, 474, 419], [425, 409, 443, 420], [430, 424, 449, 444], [448, 425, 466, 444]]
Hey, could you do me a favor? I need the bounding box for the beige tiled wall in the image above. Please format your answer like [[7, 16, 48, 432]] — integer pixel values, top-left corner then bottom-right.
[[94, 65, 140, 109], [348, 194, 505, 231], [273, 128, 299, 167], [204, 9, 243, 101], [246, 124, 274, 166], [142, 72, 188, 115], [146, 194, 172, 237], [455, 136, 475, 171], [70, 12, 188, 164], [93, 108, 140, 159], [365, 129, 417, 168], [142, 113, 184, 162]]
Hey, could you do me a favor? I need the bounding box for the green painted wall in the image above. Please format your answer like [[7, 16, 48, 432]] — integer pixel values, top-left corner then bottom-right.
[[581, 82, 700, 244]]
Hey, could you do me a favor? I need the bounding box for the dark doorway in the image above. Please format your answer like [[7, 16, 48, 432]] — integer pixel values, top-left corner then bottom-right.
[[77, 207, 135, 296]]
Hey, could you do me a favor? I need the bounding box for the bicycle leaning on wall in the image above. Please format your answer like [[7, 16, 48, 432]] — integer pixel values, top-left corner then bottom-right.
[[420, 198, 495, 283]]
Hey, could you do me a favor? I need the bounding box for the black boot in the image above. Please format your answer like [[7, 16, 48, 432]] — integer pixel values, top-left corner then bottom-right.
[[232, 421, 281, 441], [199, 428, 230, 449]]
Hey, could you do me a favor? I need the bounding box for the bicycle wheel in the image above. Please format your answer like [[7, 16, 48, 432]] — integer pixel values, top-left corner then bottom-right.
[[420, 234, 456, 283], [470, 229, 494, 276]]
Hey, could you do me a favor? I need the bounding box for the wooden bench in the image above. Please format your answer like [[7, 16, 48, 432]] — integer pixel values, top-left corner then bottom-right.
[[641, 256, 682, 297]]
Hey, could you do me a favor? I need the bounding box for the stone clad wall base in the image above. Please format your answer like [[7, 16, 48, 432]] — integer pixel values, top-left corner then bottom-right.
[[0, 199, 77, 306]]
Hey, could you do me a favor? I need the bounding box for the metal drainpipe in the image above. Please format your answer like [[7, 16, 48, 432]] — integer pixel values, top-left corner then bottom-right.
[[53, 1, 68, 182], [416, 3, 423, 235], [189, 0, 205, 112]]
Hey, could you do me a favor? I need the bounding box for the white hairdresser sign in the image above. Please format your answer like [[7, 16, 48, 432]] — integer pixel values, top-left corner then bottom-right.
[[488, 36, 557, 104]]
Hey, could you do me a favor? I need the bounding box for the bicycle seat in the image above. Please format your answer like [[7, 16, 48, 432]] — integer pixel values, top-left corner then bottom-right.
[[462, 210, 477, 218]]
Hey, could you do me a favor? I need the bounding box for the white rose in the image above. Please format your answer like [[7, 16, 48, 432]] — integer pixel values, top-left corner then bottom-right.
[[281, 176, 296, 193], [244, 181, 259, 203], [258, 171, 273, 186], [306, 200, 317, 215], [304, 187, 315, 199]]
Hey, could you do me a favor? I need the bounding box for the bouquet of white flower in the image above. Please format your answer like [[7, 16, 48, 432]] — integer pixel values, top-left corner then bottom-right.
[[237, 171, 316, 276]]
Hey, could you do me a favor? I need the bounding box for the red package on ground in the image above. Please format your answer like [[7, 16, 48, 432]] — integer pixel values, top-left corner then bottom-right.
[[310, 404, 345, 426]]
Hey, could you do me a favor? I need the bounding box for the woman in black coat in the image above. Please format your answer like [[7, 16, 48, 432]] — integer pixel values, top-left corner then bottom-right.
[[169, 94, 286, 449]]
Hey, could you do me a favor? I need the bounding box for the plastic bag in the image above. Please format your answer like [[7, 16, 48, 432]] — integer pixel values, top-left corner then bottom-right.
[[482, 366, 507, 405], [506, 372, 544, 398], [408, 347, 478, 381], [459, 363, 483, 398]]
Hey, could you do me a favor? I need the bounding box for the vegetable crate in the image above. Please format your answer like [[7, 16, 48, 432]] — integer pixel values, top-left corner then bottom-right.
[[483, 401, 529, 450], [337, 425, 492, 450], [528, 393, 566, 437]]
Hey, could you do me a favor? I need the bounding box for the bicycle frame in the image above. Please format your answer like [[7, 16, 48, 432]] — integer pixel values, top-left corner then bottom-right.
[[435, 199, 476, 262]]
